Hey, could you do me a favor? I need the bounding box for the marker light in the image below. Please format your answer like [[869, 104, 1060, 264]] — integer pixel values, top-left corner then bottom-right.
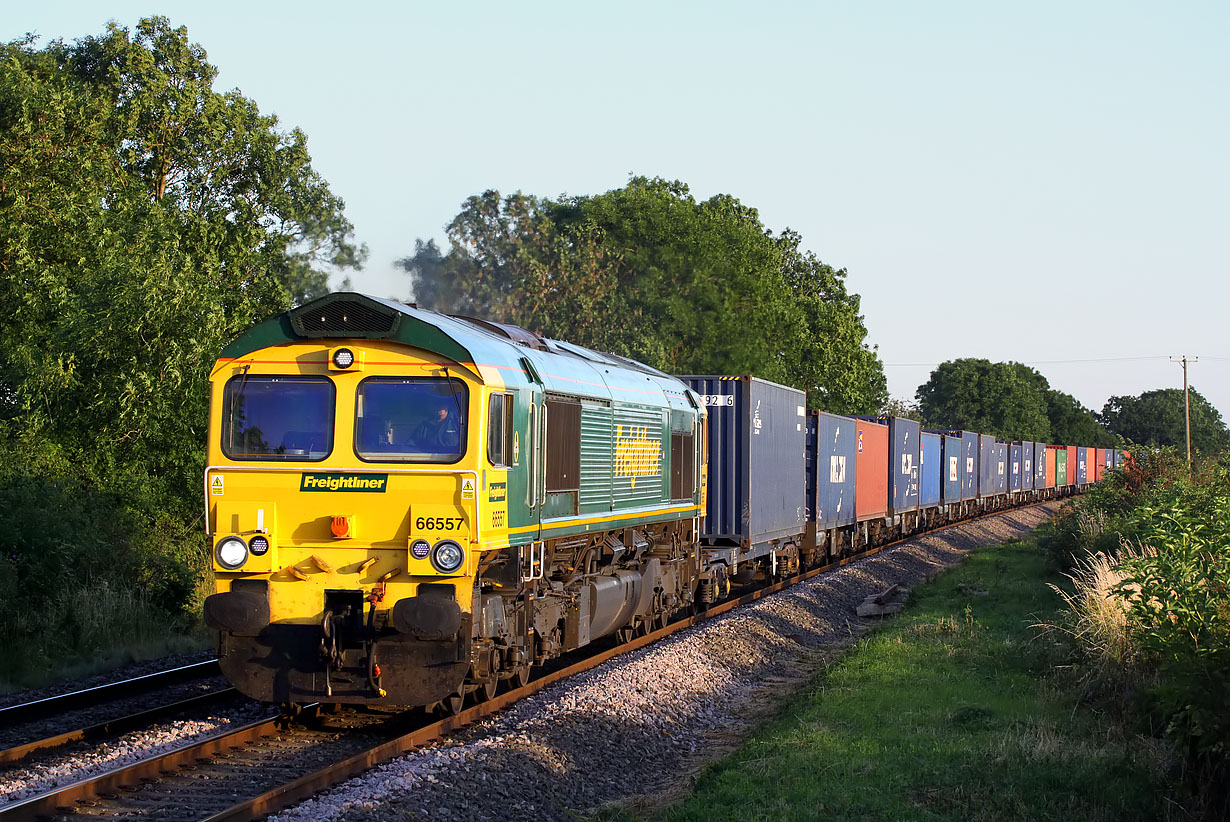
[[431, 540, 465, 574], [216, 537, 248, 570], [249, 535, 270, 556], [331, 348, 355, 369]]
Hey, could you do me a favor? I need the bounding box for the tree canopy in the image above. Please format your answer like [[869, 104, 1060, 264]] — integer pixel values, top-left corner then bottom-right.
[[916, 358, 1114, 444], [0, 17, 364, 489], [1100, 387, 1229, 454], [398, 177, 886, 414]]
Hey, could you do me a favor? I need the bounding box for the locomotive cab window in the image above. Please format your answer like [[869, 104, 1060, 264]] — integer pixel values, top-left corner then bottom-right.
[[670, 431, 696, 500], [487, 393, 514, 466], [222, 376, 334, 461], [355, 377, 467, 463]]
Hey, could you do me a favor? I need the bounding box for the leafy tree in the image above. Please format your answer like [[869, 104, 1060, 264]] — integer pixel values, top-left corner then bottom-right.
[[0, 18, 363, 487], [880, 398, 921, 421], [1047, 389, 1115, 447], [398, 178, 886, 414], [0, 17, 363, 670], [1100, 387, 1229, 454], [915, 359, 1051, 440]]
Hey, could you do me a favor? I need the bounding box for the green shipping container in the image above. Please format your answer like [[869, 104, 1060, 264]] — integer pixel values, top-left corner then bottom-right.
[[1055, 448, 1068, 486]]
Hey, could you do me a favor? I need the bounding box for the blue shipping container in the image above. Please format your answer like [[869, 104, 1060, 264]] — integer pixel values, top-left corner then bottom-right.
[[978, 434, 997, 498], [1019, 441, 1035, 491], [996, 442, 1009, 494], [940, 433, 964, 503], [806, 411, 857, 530], [888, 417, 921, 515], [1076, 446, 1089, 484], [920, 431, 941, 507], [1009, 443, 1023, 492], [1033, 442, 1047, 489], [685, 375, 806, 545], [944, 430, 979, 501]]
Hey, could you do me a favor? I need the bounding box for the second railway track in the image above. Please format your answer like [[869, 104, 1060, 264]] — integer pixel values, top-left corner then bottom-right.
[[0, 502, 1052, 822]]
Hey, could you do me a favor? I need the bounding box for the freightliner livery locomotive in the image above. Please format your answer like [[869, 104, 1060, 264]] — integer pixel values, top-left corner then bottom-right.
[[204, 293, 1117, 712]]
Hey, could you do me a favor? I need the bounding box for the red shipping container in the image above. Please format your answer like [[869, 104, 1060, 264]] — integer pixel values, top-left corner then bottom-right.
[[1044, 444, 1058, 488], [855, 419, 889, 522], [1066, 446, 1078, 486], [1094, 448, 1106, 482]]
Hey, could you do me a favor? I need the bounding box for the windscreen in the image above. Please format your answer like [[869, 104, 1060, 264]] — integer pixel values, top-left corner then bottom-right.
[[222, 376, 334, 460], [356, 378, 467, 462]]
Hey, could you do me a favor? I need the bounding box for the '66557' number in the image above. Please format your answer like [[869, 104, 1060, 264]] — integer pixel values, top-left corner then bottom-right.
[[416, 516, 464, 531]]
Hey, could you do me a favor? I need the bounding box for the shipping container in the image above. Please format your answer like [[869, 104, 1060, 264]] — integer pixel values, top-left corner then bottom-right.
[[1034, 442, 1048, 489], [1114, 449, 1125, 468], [996, 442, 1008, 494], [1065, 445, 1077, 485], [805, 410, 857, 531], [1076, 446, 1089, 485], [685, 375, 805, 546], [887, 417, 921, 515], [1104, 448, 1115, 474], [855, 418, 889, 522], [1009, 442, 1023, 492], [941, 430, 979, 501], [941, 433, 964, 503], [920, 431, 941, 508], [978, 434, 997, 498], [1093, 448, 1106, 482], [1019, 441, 1035, 491]]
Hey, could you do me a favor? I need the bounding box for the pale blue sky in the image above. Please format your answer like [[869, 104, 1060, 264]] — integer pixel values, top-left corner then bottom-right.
[[10, 2, 1230, 419]]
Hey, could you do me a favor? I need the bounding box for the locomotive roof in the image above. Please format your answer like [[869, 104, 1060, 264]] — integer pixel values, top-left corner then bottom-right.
[[218, 292, 700, 411]]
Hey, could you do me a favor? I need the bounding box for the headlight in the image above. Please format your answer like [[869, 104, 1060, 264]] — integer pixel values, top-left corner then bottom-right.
[[249, 535, 270, 556], [430, 540, 464, 573], [332, 347, 355, 369], [216, 537, 249, 570]]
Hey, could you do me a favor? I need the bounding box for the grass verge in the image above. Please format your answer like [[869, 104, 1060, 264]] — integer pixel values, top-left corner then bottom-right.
[[650, 536, 1180, 821]]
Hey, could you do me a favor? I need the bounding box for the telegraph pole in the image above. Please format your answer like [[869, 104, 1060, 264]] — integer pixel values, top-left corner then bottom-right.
[[1171, 355, 1198, 470]]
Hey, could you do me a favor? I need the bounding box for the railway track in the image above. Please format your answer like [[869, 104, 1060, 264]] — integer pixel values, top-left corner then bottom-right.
[[0, 501, 1059, 821]]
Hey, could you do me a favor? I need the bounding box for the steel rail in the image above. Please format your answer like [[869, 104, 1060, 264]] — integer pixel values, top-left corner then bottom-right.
[[0, 687, 238, 765], [205, 498, 1062, 822], [0, 659, 221, 728], [0, 498, 1064, 821], [0, 711, 283, 821]]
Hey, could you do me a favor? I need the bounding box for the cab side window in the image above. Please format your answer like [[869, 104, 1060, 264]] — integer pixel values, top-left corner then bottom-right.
[[488, 394, 513, 466]]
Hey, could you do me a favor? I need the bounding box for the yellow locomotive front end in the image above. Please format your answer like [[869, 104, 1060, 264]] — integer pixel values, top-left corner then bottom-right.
[[203, 297, 507, 707]]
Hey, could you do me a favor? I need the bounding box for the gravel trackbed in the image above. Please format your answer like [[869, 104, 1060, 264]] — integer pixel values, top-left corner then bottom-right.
[[272, 503, 1058, 822]]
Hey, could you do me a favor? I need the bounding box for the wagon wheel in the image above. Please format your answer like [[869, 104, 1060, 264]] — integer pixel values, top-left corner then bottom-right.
[[475, 678, 498, 703], [437, 691, 465, 715], [510, 663, 531, 690]]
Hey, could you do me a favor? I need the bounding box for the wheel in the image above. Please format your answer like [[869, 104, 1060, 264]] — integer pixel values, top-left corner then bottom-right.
[[475, 678, 498, 702], [436, 692, 465, 715]]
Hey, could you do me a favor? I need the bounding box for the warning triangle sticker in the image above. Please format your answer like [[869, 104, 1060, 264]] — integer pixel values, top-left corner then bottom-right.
[[462, 478, 474, 491], [211, 475, 224, 495]]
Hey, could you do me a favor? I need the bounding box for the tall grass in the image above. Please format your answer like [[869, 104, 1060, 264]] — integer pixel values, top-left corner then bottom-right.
[[1044, 448, 1230, 816], [1046, 541, 1154, 672]]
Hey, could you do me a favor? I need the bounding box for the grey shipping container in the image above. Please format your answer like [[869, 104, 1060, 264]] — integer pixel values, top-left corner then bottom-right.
[[1033, 442, 1047, 489], [978, 434, 997, 498], [685, 375, 806, 546], [1009, 442, 1023, 492], [806, 410, 857, 530], [1076, 446, 1089, 484], [940, 433, 964, 503], [1019, 441, 1035, 491]]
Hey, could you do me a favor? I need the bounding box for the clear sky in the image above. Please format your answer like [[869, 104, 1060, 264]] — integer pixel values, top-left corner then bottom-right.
[[10, 1, 1230, 418]]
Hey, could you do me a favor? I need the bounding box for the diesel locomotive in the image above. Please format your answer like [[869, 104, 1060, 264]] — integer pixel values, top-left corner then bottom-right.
[[204, 292, 1115, 711], [203, 292, 714, 709]]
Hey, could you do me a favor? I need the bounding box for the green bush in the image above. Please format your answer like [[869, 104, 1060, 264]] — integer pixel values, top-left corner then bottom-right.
[[1049, 449, 1230, 815], [0, 441, 209, 690]]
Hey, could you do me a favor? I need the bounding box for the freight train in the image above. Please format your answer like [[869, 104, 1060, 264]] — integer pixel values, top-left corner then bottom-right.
[[203, 292, 1119, 711]]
